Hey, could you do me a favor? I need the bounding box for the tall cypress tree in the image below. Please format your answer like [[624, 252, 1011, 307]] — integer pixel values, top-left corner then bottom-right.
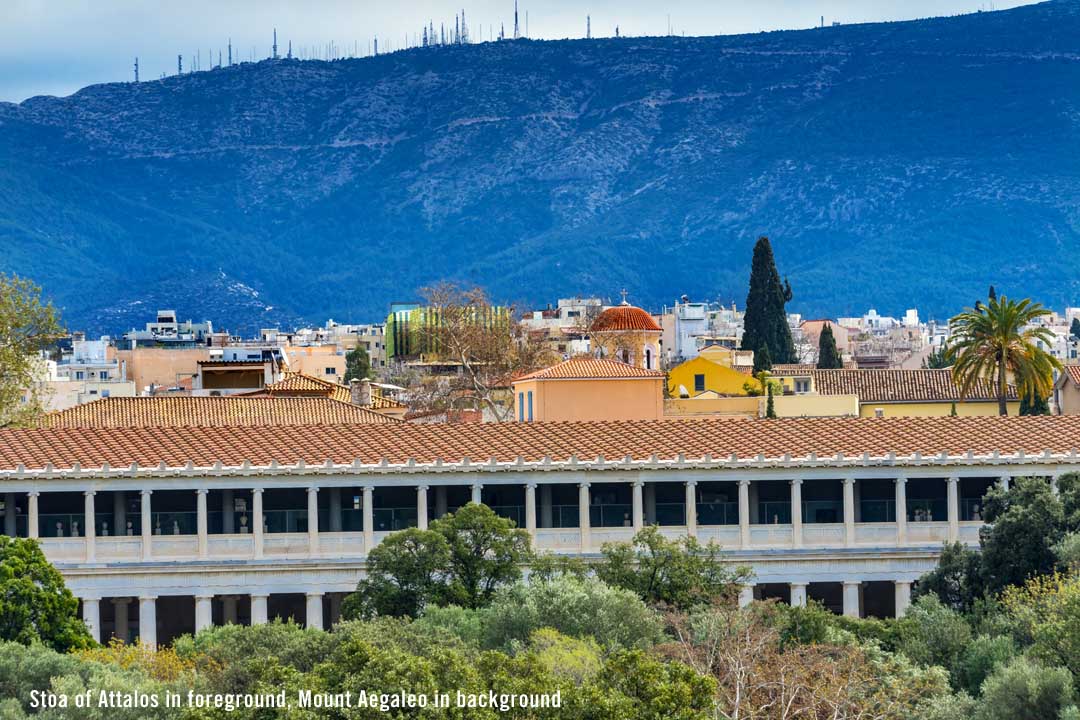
[[816, 323, 842, 369], [741, 236, 797, 365]]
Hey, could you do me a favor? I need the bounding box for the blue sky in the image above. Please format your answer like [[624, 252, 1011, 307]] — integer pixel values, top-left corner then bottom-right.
[[0, 0, 1038, 102]]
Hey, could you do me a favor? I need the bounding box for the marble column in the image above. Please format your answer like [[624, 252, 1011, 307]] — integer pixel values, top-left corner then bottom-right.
[[434, 486, 448, 519], [250, 594, 269, 625], [416, 485, 429, 530], [540, 485, 553, 528], [113, 490, 127, 537], [140, 490, 152, 560], [789, 582, 808, 608], [685, 480, 698, 537], [305, 593, 324, 630], [195, 595, 213, 632], [738, 479, 751, 548], [843, 477, 856, 547], [947, 476, 960, 542], [631, 481, 644, 531], [999, 475, 1010, 492], [84, 491, 96, 562], [525, 482, 537, 535], [578, 482, 591, 553], [895, 477, 908, 544], [790, 478, 803, 549], [894, 581, 912, 617], [471, 483, 483, 506], [4, 493, 17, 536], [644, 483, 656, 525], [196, 489, 209, 559], [362, 486, 374, 552], [307, 487, 320, 554], [252, 488, 264, 559], [28, 492, 39, 539], [138, 596, 157, 649], [82, 598, 101, 643], [842, 581, 861, 618]]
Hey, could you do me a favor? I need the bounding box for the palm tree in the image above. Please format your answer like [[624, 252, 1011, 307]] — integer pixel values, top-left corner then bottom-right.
[[947, 295, 1062, 415]]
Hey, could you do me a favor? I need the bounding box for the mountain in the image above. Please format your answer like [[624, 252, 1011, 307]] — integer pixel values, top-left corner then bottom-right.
[[3, 1, 1080, 334]]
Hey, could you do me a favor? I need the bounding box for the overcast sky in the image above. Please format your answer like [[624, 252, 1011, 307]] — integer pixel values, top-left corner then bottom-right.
[[0, 0, 1038, 103]]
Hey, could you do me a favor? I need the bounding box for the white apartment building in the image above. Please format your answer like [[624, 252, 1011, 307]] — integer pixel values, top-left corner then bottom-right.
[[0, 415, 1073, 647]]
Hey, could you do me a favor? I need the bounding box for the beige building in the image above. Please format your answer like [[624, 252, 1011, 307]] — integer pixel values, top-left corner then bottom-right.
[[1054, 366, 1080, 414], [511, 358, 665, 422], [116, 347, 211, 394], [283, 345, 347, 383]]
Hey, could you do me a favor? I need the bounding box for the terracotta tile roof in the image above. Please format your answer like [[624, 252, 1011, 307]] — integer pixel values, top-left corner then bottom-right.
[[1064, 366, 1080, 385], [590, 305, 662, 333], [770, 368, 1017, 403], [260, 372, 407, 409], [39, 396, 399, 429], [513, 357, 664, 381], [3, 415, 1080, 471]]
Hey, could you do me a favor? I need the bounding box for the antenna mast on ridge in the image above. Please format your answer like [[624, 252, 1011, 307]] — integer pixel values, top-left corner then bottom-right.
[[273, 28, 278, 58], [134, 57, 139, 82], [514, 0, 520, 39]]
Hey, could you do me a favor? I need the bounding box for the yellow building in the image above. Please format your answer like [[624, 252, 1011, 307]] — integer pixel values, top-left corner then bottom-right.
[[771, 368, 1019, 417], [511, 357, 665, 422], [668, 347, 755, 398], [283, 344, 347, 383]]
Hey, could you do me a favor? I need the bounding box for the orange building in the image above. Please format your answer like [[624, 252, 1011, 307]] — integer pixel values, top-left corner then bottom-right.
[[510, 357, 664, 422]]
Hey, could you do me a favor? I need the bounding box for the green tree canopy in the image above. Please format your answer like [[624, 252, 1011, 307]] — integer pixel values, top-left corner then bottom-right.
[[0, 274, 64, 427], [913, 541, 985, 614], [0, 537, 92, 651], [816, 322, 843, 369], [980, 477, 1065, 593], [741, 236, 796, 365], [594, 526, 749, 610], [342, 504, 532, 618], [343, 345, 371, 383], [947, 294, 1061, 415]]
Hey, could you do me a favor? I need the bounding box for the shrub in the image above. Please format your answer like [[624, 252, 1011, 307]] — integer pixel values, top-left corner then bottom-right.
[[976, 656, 1074, 720]]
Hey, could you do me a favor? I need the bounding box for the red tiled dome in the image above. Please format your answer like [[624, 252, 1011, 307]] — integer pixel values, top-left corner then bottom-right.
[[591, 305, 662, 332]]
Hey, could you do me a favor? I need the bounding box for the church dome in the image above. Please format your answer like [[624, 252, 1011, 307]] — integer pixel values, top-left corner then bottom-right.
[[591, 304, 662, 333]]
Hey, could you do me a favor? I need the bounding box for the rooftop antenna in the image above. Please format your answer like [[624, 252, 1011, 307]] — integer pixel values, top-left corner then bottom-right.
[[218, 50, 222, 67], [134, 56, 139, 82], [821, 15, 824, 28], [587, 15, 591, 39], [288, 40, 292, 59], [526, 10, 529, 37], [273, 28, 278, 58], [615, 25, 619, 37], [177, 54, 182, 75], [514, 0, 520, 39]]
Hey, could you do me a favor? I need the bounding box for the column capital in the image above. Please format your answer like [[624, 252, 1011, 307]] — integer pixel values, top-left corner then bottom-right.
[[948, 475, 960, 485], [140, 489, 153, 497], [194, 594, 214, 601], [632, 479, 645, 488], [307, 486, 319, 494], [525, 480, 538, 489], [416, 485, 429, 492], [684, 479, 698, 487], [249, 592, 270, 599], [738, 478, 751, 487], [196, 488, 209, 496], [789, 581, 808, 589], [138, 594, 158, 601], [789, 478, 803, 486], [842, 580, 862, 587], [305, 591, 325, 599], [895, 476, 908, 485], [471, 482, 484, 490], [843, 476, 856, 486], [28, 490, 40, 497], [80, 594, 103, 602], [83, 490, 97, 497], [251, 487, 265, 495], [578, 481, 591, 489], [362, 484, 375, 492]]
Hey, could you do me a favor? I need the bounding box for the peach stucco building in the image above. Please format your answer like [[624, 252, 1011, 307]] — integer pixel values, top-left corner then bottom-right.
[[511, 357, 665, 422]]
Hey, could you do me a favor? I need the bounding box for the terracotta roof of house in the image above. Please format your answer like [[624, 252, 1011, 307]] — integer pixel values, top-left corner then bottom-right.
[[1063, 366, 1080, 385], [513, 357, 664, 382], [39, 396, 399, 429], [255, 372, 407, 410], [590, 305, 662, 333], [769, 368, 1016, 403], [3, 415, 1080, 472]]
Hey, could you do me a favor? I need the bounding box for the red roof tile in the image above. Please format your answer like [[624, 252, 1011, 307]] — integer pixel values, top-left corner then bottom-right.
[[2, 415, 1079, 471], [590, 305, 662, 333], [770, 368, 1016, 403]]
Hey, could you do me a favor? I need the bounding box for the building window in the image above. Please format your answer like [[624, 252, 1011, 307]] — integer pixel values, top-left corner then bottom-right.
[[75, 371, 85, 380], [99, 370, 109, 380], [645, 348, 653, 370], [527, 391, 534, 422], [101, 390, 110, 398], [694, 374, 705, 393], [518, 393, 524, 422], [795, 379, 809, 394], [325, 367, 336, 375]]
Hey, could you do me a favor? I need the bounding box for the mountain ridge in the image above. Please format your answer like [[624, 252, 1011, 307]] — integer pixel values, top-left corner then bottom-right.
[[2, 0, 1080, 333]]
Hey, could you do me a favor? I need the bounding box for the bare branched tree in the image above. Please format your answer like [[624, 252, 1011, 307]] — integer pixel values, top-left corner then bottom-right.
[[411, 282, 558, 422]]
